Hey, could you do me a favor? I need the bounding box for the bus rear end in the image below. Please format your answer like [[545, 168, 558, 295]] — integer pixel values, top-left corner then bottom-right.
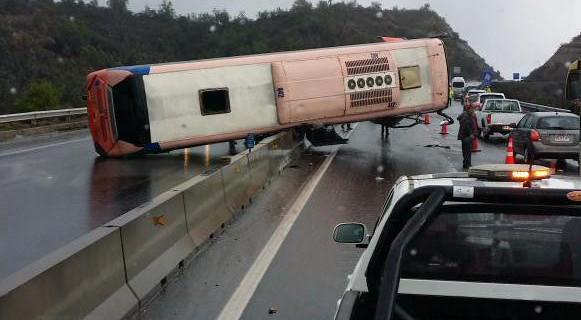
[[87, 71, 116, 156], [87, 69, 148, 157]]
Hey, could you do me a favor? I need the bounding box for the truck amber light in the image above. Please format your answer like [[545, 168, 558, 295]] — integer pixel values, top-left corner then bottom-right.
[[533, 169, 550, 178], [511, 169, 549, 180], [511, 171, 529, 180], [469, 164, 551, 182], [530, 129, 541, 141]]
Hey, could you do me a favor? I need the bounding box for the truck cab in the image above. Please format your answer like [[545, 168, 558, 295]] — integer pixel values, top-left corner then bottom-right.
[[333, 164, 581, 320]]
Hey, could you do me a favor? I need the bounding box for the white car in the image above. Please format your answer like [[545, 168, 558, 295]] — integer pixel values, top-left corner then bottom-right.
[[467, 92, 506, 110], [451, 77, 465, 100], [464, 89, 486, 107], [333, 164, 581, 320], [476, 99, 525, 139]]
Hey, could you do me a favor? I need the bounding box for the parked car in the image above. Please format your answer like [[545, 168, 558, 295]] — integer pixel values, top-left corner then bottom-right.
[[476, 99, 525, 139], [463, 89, 485, 107], [511, 112, 580, 164], [451, 76, 465, 100], [467, 92, 505, 110]]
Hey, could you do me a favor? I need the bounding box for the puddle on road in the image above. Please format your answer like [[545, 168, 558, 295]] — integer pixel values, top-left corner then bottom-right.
[[422, 144, 451, 149]]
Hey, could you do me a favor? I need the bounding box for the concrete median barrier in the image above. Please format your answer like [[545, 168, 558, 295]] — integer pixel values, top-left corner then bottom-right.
[[176, 169, 232, 246], [248, 142, 272, 195], [105, 189, 195, 303], [0, 227, 137, 320], [261, 131, 303, 176], [221, 152, 253, 213], [0, 129, 305, 320]]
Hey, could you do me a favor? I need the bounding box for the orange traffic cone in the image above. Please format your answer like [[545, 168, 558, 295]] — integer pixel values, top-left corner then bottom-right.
[[505, 137, 515, 164], [440, 121, 449, 135], [472, 137, 481, 152], [424, 114, 431, 125]]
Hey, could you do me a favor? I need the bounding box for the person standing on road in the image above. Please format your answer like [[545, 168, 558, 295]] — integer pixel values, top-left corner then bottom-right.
[[449, 86, 454, 106], [458, 106, 476, 169]]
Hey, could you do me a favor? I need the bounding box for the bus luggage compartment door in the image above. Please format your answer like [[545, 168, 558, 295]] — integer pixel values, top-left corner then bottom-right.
[[272, 58, 346, 124]]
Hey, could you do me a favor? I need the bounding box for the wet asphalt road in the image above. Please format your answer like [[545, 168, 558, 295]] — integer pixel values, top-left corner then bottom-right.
[[143, 101, 556, 320], [0, 131, 239, 279], [2, 101, 579, 316]]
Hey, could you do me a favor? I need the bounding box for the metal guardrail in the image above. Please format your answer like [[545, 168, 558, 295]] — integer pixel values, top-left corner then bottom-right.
[[520, 101, 570, 113], [0, 108, 87, 124], [0, 101, 569, 125]]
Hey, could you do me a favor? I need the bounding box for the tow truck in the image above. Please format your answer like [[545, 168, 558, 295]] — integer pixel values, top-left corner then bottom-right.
[[333, 164, 581, 320]]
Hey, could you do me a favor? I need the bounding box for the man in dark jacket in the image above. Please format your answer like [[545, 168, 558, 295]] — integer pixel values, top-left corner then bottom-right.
[[457, 106, 476, 169]]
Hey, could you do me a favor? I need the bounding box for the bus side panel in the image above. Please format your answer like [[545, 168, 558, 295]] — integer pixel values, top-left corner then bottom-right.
[[143, 63, 279, 143], [272, 58, 346, 124], [427, 41, 449, 109], [271, 62, 291, 124]]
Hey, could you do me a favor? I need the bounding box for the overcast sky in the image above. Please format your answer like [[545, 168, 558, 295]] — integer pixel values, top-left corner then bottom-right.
[[119, 0, 581, 79]]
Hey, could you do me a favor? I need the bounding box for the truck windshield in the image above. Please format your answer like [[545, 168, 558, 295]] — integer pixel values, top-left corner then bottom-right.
[[452, 82, 464, 88], [401, 206, 581, 286]]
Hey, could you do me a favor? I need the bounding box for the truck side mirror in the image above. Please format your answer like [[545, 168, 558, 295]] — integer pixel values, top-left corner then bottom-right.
[[333, 223, 367, 243]]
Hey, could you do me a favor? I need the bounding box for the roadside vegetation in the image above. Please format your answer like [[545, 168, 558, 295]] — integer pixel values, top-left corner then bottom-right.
[[0, 0, 496, 114]]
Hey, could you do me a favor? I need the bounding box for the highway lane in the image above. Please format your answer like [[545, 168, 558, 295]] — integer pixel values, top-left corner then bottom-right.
[[142, 101, 483, 320], [0, 130, 239, 279], [142, 100, 580, 320]]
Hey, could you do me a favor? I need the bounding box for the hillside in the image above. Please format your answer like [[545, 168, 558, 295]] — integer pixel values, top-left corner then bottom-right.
[[492, 33, 581, 109], [527, 34, 581, 82], [0, 0, 497, 114]]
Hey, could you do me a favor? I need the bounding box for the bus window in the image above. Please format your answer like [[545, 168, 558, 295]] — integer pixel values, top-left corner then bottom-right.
[[199, 88, 231, 115]]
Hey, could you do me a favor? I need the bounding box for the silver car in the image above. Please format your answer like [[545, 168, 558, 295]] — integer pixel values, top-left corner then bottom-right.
[[511, 112, 580, 163]]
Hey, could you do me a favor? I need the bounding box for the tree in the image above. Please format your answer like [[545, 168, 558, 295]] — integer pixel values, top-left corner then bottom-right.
[[15, 80, 62, 112], [107, 0, 128, 12], [292, 0, 312, 11], [158, 0, 175, 18]]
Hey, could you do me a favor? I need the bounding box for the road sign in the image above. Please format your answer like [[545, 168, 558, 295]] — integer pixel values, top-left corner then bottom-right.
[[482, 68, 494, 86], [513, 73, 520, 81], [453, 66, 461, 74], [244, 133, 256, 150]]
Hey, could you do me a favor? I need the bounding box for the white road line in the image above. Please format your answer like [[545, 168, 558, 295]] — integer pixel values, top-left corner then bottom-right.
[[217, 125, 356, 320], [0, 137, 91, 157]]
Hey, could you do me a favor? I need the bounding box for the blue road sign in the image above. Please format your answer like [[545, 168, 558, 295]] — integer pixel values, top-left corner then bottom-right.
[[482, 68, 494, 87], [513, 73, 520, 80], [245, 134, 256, 150]]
